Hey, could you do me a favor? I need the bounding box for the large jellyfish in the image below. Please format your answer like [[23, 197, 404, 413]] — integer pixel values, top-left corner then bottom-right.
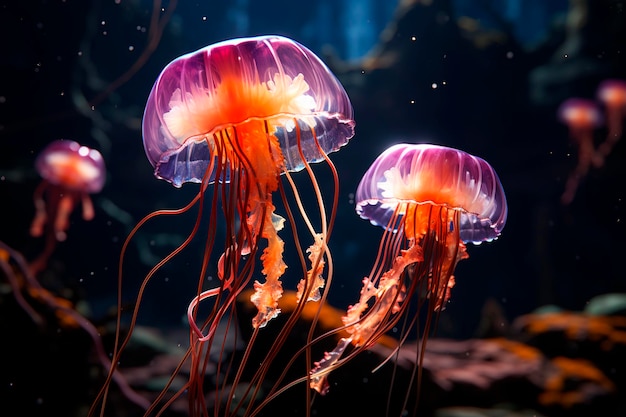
[[91, 35, 354, 416], [310, 143, 507, 409]]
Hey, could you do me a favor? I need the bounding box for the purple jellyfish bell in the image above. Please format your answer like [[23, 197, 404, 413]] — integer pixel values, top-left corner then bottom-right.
[[142, 35, 355, 187], [355, 143, 507, 244]]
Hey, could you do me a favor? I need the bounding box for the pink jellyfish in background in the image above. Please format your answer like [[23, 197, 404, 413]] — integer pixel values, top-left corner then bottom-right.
[[30, 139, 105, 240], [557, 98, 602, 205], [1, 140, 147, 410], [29, 139, 105, 273], [595, 79, 626, 166]]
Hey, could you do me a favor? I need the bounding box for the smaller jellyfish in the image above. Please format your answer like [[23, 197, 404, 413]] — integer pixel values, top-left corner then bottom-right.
[[595, 79, 626, 166], [309, 143, 507, 408], [557, 98, 602, 205], [30, 140, 105, 242], [29, 140, 105, 275]]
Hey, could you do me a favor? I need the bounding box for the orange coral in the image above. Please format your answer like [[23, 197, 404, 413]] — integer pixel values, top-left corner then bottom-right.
[[539, 356, 615, 408], [516, 311, 626, 350]]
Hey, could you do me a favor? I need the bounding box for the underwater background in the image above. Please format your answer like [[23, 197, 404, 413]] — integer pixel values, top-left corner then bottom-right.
[[1, 1, 625, 416]]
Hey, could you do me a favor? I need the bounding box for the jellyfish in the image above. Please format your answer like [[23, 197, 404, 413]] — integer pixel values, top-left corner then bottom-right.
[[557, 98, 602, 205], [91, 35, 354, 416], [309, 143, 507, 409], [594, 79, 626, 167], [29, 139, 105, 274], [1, 141, 145, 409]]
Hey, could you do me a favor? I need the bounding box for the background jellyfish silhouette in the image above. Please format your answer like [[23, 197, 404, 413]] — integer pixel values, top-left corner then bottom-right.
[[2, 139, 105, 324], [20, 140, 105, 320], [0, 139, 151, 414], [595, 79, 626, 166], [310, 143, 507, 413], [29, 139, 106, 274], [91, 35, 355, 417], [557, 98, 602, 205], [558, 79, 626, 205]]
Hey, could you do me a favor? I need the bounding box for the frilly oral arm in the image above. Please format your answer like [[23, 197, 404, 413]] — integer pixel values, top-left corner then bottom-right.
[[310, 337, 352, 395], [296, 233, 326, 303], [250, 206, 287, 328]]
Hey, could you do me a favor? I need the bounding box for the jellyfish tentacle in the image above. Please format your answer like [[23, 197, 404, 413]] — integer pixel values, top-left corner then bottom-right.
[[281, 170, 329, 304], [53, 193, 75, 241], [595, 106, 623, 162], [90, 190, 205, 417], [280, 170, 328, 304], [229, 122, 291, 329], [260, 125, 338, 411], [342, 234, 422, 346], [188, 232, 245, 341], [594, 79, 626, 167], [309, 205, 461, 395], [80, 192, 95, 221], [282, 169, 318, 236], [416, 206, 465, 312], [187, 144, 226, 342], [245, 124, 343, 414], [308, 125, 341, 238], [292, 123, 333, 304], [183, 137, 280, 417], [309, 337, 352, 395], [211, 121, 290, 330], [187, 287, 224, 341], [310, 205, 424, 394], [296, 234, 326, 303], [186, 149, 253, 416], [29, 181, 48, 238]]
